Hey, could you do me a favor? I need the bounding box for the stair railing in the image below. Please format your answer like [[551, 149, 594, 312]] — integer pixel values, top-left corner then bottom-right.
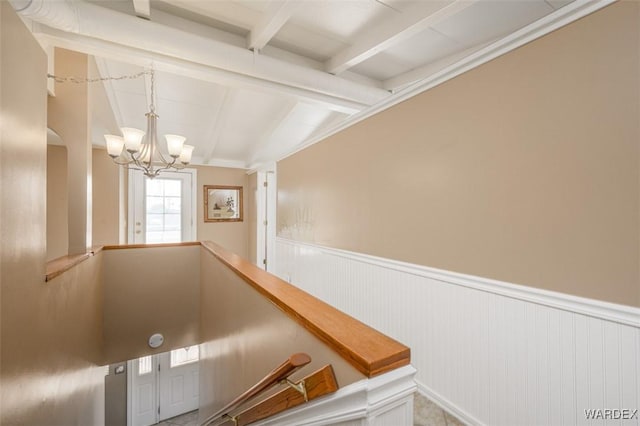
[[201, 352, 312, 426]]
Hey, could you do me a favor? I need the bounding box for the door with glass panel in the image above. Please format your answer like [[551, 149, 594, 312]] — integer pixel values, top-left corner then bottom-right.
[[129, 346, 199, 426], [129, 169, 196, 243], [158, 347, 199, 420]]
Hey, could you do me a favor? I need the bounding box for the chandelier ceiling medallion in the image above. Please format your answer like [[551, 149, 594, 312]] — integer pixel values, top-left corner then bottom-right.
[[104, 69, 194, 178]]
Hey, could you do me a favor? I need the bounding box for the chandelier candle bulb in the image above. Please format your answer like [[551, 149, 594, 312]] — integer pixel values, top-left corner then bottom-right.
[[104, 135, 125, 157], [121, 127, 145, 152], [165, 134, 186, 157], [179, 144, 194, 164]]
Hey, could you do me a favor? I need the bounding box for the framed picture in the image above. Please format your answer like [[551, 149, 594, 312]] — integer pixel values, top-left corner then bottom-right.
[[204, 185, 243, 222]]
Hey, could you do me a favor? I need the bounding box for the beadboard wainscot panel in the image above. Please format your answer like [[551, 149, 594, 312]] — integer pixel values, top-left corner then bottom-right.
[[275, 237, 640, 426]]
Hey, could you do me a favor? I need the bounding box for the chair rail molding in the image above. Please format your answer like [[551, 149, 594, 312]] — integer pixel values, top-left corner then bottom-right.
[[276, 237, 639, 327]]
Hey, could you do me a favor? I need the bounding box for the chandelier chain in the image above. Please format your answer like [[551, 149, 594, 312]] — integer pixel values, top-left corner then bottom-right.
[[53, 66, 193, 178], [149, 69, 156, 113], [47, 70, 150, 84]]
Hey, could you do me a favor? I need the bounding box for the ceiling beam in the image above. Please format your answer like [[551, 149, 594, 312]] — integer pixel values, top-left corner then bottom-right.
[[22, 1, 388, 113], [325, 0, 477, 75], [247, 0, 299, 51], [132, 0, 150, 19], [34, 26, 371, 115]]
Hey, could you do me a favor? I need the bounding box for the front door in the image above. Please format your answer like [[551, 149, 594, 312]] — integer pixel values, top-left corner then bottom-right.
[[129, 346, 200, 426], [129, 169, 197, 244], [158, 347, 199, 420]]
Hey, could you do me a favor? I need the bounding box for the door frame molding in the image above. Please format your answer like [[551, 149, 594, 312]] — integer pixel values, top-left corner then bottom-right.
[[254, 166, 276, 272], [127, 168, 198, 244]]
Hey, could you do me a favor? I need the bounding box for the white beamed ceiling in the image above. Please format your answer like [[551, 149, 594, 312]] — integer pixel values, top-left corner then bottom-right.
[[36, 0, 578, 169]]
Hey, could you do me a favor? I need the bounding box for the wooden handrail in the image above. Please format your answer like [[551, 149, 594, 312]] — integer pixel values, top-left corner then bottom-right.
[[232, 364, 338, 426], [102, 241, 201, 250], [45, 246, 103, 282], [201, 241, 410, 377], [202, 353, 311, 426]]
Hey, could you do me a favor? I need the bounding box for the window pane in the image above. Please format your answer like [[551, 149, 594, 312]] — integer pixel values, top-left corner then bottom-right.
[[138, 356, 152, 375], [147, 196, 165, 214], [146, 214, 164, 232], [165, 197, 181, 214], [146, 231, 165, 244], [146, 179, 164, 196], [161, 231, 181, 243], [164, 214, 181, 231], [144, 177, 182, 243], [164, 179, 181, 197], [170, 346, 199, 368]]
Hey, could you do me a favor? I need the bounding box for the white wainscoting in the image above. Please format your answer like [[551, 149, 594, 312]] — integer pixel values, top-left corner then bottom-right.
[[275, 237, 640, 426]]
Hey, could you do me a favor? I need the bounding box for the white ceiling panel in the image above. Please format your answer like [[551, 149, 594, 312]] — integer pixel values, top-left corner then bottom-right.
[[545, 0, 574, 10], [288, 0, 394, 41], [430, 0, 555, 46], [75, 0, 575, 168], [270, 24, 347, 62], [102, 62, 146, 95], [155, 100, 218, 128], [154, 72, 226, 108], [157, 0, 259, 31], [113, 92, 148, 130], [287, 103, 335, 128], [351, 27, 464, 80]]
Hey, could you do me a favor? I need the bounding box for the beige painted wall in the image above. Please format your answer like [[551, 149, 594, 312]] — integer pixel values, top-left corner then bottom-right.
[[277, 2, 640, 307], [198, 249, 364, 422], [47, 145, 69, 260], [93, 147, 121, 246], [1, 4, 105, 423], [88, 163, 249, 251], [102, 246, 201, 363], [48, 48, 93, 254], [194, 165, 249, 258]]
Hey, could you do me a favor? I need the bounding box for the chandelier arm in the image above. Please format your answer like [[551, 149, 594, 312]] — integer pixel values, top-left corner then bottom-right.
[[109, 157, 135, 166], [156, 149, 174, 166], [102, 67, 191, 179], [130, 153, 147, 170], [150, 160, 178, 176]]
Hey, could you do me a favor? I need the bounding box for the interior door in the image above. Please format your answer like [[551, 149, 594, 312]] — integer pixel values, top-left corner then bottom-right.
[[158, 347, 200, 420], [129, 169, 196, 244], [129, 356, 158, 426]]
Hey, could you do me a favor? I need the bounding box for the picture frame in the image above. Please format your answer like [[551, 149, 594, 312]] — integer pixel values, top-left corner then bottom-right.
[[204, 185, 243, 222]]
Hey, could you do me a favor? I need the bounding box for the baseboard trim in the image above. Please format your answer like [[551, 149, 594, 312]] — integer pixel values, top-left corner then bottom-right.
[[415, 380, 483, 426], [276, 238, 639, 327]]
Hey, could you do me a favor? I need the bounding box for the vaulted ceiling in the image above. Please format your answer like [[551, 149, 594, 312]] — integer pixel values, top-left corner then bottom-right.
[[15, 0, 603, 169]]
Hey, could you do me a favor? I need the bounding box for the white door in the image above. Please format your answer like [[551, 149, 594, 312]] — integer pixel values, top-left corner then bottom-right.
[[129, 169, 197, 244], [159, 347, 199, 420], [130, 355, 159, 426], [128, 347, 199, 426]]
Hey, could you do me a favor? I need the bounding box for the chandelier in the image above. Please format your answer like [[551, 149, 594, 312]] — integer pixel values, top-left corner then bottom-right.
[[104, 69, 194, 179]]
